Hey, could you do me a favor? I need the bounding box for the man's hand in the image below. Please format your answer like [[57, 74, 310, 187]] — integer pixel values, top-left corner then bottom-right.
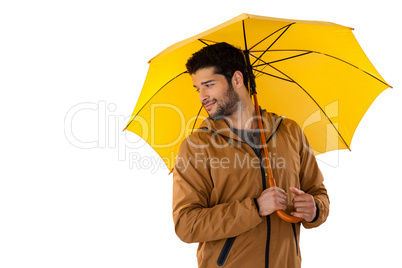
[[256, 187, 287, 217], [289, 187, 316, 222]]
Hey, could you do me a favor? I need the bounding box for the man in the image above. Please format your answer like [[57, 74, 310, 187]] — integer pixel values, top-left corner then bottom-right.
[[172, 42, 329, 268]]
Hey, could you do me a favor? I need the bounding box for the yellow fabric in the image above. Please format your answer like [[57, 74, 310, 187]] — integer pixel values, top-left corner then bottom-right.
[[124, 13, 390, 171]]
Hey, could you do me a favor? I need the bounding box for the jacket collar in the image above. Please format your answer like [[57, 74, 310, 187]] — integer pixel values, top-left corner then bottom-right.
[[198, 109, 283, 143]]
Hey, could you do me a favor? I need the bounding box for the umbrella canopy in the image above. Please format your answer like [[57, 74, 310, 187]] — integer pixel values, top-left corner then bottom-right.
[[124, 13, 391, 172]]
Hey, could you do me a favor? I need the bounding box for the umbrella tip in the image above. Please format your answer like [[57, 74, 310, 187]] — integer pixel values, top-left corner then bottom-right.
[[169, 168, 174, 175]]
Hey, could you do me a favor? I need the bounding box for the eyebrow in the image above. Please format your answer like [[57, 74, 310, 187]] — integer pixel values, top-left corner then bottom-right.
[[193, 79, 215, 88], [201, 80, 215, 85]]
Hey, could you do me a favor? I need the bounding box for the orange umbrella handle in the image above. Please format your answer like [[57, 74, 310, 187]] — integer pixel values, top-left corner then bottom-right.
[[276, 211, 302, 223], [267, 177, 302, 223], [253, 93, 302, 223]]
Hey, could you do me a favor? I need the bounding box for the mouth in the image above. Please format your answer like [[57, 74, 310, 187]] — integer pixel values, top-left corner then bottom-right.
[[203, 100, 216, 111]]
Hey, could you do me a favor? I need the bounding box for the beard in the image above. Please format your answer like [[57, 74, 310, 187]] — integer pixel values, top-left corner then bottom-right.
[[208, 83, 241, 119]]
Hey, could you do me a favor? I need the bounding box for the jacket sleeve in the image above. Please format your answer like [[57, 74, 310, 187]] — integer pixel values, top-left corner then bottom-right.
[[297, 125, 330, 229], [172, 137, 263, 243]]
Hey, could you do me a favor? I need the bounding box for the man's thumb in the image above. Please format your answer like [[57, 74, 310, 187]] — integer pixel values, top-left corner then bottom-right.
[[289, 186, 304, 195]]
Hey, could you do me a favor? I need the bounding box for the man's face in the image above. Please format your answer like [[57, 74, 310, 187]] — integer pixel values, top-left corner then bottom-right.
[[191, 67, 240, 119]]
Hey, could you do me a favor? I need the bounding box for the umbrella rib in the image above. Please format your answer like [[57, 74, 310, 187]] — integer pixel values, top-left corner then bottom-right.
[[250, 24, 294, 67], [252, 52, 311, 67], [253, 69, 295, 83], [320, 53, 391, 88], [123, 71, 188, 130], [267, 51, 312, 65], [191, 105, 204, 134], [198, 39, 210, 46], [251, 49, 391, 88], [248, 53, 270, 79], [269, 64, 351, 151], [249, 52, 312, 79], [249, 23, 295, 51], [198, 38, 219, 45]]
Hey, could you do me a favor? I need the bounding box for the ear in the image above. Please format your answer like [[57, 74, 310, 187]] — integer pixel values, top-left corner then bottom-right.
[[232, 70, 244, 89]]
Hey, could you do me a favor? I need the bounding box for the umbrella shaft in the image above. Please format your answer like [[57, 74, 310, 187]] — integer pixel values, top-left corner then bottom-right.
[[244, 50, 257, 96], [252, 93, 273, 180], [253, 93, 302, 224]]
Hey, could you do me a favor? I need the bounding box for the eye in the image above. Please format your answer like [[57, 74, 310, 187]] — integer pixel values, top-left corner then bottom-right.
[[195, 88, 200, 93]]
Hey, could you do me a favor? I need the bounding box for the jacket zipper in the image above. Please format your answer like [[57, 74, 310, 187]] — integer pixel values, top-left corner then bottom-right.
[[241, 118, 282, 268], [216, 144, 271, 268], [205, 115, 282, 268], [260, 162, 271, 268], [250, 145, 270, 268], [291, 223, 299, 256], [217, 237, 236, 266]]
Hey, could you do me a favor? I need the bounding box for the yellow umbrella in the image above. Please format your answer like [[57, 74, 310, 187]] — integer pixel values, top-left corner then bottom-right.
[[124, 13, 391, 174]]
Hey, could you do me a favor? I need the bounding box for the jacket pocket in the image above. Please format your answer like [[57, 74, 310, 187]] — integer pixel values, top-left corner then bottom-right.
[[291, 223, 299, 256], [217, 237, 236, 266]]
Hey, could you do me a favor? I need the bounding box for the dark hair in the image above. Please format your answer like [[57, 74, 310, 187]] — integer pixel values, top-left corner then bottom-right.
[[185, 42, 249, 90]]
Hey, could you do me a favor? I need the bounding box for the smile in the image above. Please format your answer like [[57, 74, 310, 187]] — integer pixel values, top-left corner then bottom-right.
[[203, 101, 216, 111]]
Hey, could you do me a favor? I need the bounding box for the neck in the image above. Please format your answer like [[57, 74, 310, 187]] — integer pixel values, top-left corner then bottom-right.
[[224, 96, 257, 130]]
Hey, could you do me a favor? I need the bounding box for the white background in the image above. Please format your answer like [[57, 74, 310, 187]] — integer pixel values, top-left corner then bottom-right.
[[1, 0, 401, 267]]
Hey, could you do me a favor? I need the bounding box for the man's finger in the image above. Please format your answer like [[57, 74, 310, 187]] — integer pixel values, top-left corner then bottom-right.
[[289, 186, 304, 196], [294, 207, 311, 213], [271, 186, 287, 194], [293, 200, 310, 208], [290, 212, 305, 219], [293, 194, 311, 203]]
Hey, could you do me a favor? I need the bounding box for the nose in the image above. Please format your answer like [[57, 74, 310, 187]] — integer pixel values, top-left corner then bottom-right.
[[199, 88, 209, 104]]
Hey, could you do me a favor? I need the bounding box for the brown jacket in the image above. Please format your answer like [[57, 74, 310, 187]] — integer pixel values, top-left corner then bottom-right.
[[173, 111, 329, 268]]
